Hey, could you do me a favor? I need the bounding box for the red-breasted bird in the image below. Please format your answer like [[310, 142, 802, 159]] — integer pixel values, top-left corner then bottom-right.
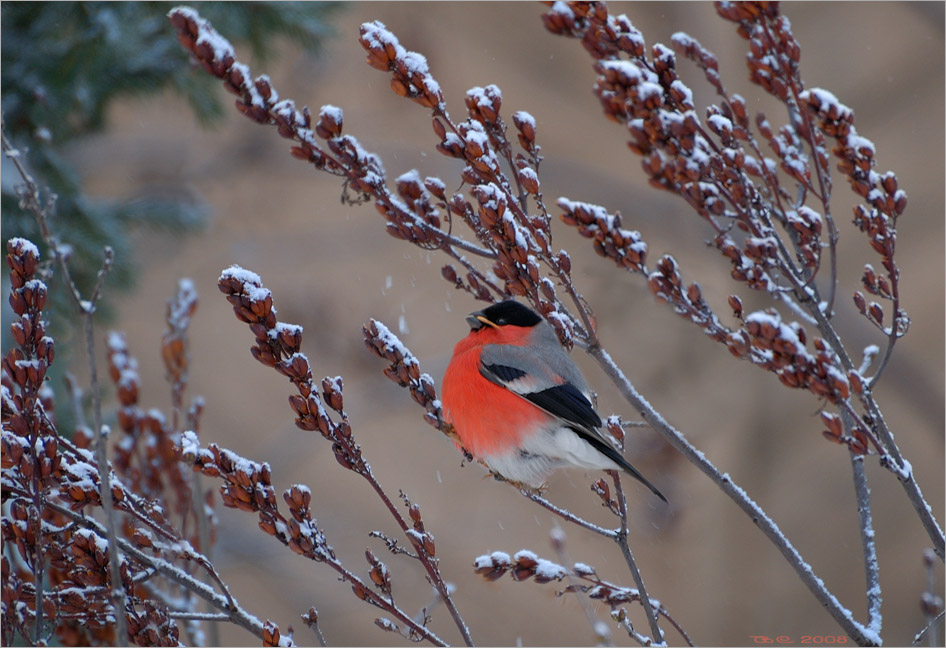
[[441, 300, 666, 502]]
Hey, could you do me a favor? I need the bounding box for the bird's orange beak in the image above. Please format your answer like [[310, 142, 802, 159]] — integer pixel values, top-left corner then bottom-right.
[[466, 313, 500, 331]]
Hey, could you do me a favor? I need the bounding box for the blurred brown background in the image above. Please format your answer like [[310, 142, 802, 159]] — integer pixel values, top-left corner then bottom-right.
[[68, 2, 943, 645]]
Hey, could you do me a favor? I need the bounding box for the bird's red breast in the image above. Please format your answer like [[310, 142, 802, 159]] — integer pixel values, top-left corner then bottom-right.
[[441, 325, 550, 458]]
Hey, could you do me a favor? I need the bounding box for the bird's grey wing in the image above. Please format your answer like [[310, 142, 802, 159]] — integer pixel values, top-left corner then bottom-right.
[[478, 344, 601, 431]]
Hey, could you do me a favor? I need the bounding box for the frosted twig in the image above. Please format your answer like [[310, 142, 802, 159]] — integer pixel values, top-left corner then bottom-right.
[[301, 608, 328, 647], [167, 611, 232, 621], [162, 280, 220, 646], [63, 373, 90, 435], [757, 15, 838, 315], [44, 499, 266, 642], [610, 471, 663, 645], [474, 545, 692, 646], [83, 252, 126, 643], [804, 289, 942, 559], [549, 527, 614, 646], [913, 610, 945, 648], [916, 549, 944, 647], [617, 615, 654, 647], [589, 345, 879, 645], [518, 488, 618, 538], [849, 451, 882, 637], [216, 272, 467, 646]]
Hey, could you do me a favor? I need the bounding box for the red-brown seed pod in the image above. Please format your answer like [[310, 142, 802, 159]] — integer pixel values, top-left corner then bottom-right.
[[848, 371, 863, 394], [321, 377, 344, 412], [390, 77, 409, 98], [686, 282, 703, 305], [822, 430, 842, 444], [852, 291, 867, 314], [351, 583, 369, 601], [251, 346, 277, 368], [820, 412, 842, 438], [288, 394, 310, 417], [316, 105, 343, 139], [513, 111, 536, 143], [361, 43, 390, 71]]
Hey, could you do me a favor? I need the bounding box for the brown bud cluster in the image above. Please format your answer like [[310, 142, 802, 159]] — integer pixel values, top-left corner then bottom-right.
[[191, 442, 276, 514], [672, 32, 723, 96], [1, 237, 229, 645], [168, 7, 235, 78], [542, 2, 645, 59], [513, 110, 538, 153], [5, 239, 54, 398], [394, 171, 442, 231], [786, 206, 823, 265], [820, 412, 871, 455], [217, 266, 371, 478], [401, 493, 437, 559], [546, 3, 779, 236], [641, 244, 852, 406], [365, 548, 393, 595], [717, 3, 801, 102], [283, 485, 330, 560], [170, 7, 372, 194], [262, 619, 293, 647], [161, 278, 198, 389], [592, 477, 619, 515], [105, 330, 195, 522], [646, 254, 737, 349], [126, 601, 180, 647], [70, 529, 125, 589], [801, 87, 854, 140], [465, 84, 502, 124], [181, 430, 334, 572], [471, 183, 542, 298], [473, 550, 566, 584], [2, 237, 72, 614], [363, 319, 444, 434], [563, 578, 649, 609], [558, 198, 647, 272], [799, 86, 908, 342], [359, 21, 444, 111], [544, 0, 864, 356], [743, 310, 850, 404]]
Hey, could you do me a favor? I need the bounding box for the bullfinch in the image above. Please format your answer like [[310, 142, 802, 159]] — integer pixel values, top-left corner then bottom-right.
[[441, 300, 666, 502]]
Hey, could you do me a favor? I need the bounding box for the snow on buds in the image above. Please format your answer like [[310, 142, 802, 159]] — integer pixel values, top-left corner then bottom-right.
[[216, 265, 370, 476], [362, 319, 446, 436]]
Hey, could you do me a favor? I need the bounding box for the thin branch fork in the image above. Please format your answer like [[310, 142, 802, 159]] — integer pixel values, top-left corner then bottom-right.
[[610, 470, 664, 644], [44, 500, 267, 643], [590, 345, 881, 646]]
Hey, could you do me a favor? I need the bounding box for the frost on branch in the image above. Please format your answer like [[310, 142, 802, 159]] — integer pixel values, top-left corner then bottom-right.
[[214, 264, 461, 645], [217, 265, 364, 473], [2, 237, 243, 646], [169, 5, 588, 350], [359, 20, 445, 111], [362, 319, 447, 436], [539, 1, 914, 455], [472, 547, 692, 645], [473, 550, 566, 583], [165, 5, 942, 645]]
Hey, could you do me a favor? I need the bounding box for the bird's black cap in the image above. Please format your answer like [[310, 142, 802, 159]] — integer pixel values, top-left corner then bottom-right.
[[467, 300, 542, 330]]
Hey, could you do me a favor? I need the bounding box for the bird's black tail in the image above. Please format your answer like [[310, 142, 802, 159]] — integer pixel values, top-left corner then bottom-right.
[[582, 431, 668, 503]]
